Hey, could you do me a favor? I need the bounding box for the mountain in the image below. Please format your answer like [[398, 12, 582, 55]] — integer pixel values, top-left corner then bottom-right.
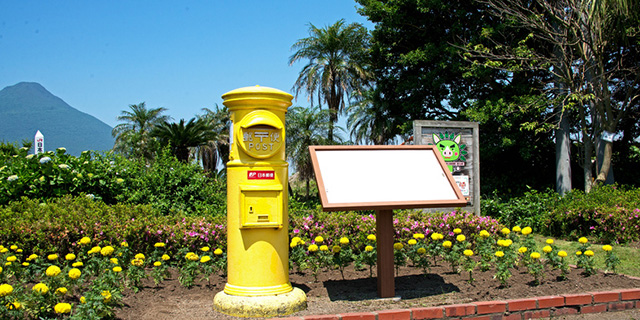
[[0, 82, 114, 156]]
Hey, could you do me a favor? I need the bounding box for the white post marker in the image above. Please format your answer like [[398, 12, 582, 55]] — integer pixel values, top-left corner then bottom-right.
[[34, 130, 44, 154]]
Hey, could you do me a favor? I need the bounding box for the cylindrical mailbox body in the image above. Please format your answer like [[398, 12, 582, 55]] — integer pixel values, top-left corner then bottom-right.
[[222, 86, 292, 296]]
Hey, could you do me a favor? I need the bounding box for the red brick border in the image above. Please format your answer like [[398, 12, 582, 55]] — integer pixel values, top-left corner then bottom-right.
[[275, 288, 640, 320]]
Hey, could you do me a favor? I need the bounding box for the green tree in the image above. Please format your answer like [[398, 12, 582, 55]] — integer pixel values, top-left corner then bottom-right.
[[465, 0, 640, 192], [196, 106, 230, 174], [112, 102, 169, 160], [346, 89, 397, 145], [151, 118, 215, 163], [285, 106, 334, 198], [289, 19, 371, 142]]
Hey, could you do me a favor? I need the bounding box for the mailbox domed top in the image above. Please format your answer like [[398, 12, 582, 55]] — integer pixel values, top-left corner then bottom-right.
[[222, 86, 293, 110]]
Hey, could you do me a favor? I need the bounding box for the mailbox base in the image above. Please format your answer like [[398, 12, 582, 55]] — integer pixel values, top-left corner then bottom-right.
[[213, 287, 307, 317]]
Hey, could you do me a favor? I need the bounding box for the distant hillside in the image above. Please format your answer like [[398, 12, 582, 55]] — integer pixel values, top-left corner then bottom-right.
[[0, 82, 114, 155]]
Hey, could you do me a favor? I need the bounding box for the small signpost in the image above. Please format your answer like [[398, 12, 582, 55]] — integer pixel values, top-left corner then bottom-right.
[[34, 130, 44, 154], [309, 145, 467, 298]]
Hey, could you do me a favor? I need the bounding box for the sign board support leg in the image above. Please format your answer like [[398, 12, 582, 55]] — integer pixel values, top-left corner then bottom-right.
[[376, 209, 395, 298]]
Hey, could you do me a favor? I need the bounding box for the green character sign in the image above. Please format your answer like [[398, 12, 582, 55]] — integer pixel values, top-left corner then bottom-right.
[[432, 132, 467, 172]]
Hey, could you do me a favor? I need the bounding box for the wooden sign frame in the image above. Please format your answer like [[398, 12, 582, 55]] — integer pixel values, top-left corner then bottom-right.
[[309, 145, 467, 298]]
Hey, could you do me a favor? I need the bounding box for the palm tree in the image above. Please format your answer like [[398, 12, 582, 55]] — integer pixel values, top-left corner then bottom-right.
[[289, 19, 371, 142], [112, 102, 170, 160], [347, 89, 397, 145], [286, 106, 336, 198], [196, 106, 230, 173], [151, 118, 215, 163]]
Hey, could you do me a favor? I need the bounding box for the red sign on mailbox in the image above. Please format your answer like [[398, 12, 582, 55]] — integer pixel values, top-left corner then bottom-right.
[[247, 170, 275, 180]]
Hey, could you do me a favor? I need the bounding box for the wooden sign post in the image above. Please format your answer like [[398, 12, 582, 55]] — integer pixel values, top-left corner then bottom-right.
[[309, 145, 466, 298]]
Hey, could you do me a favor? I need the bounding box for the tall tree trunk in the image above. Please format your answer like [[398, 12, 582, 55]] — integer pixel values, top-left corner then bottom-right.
[[583, 137, 594, 193], [555, 111, 572, 195]]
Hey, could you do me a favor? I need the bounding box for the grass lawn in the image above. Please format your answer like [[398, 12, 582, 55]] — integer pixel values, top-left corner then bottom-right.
[[533, 234, 640, 277]]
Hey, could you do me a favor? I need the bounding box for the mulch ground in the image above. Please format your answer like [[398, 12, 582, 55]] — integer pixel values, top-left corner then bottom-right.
[[116, 260, 640, 320]]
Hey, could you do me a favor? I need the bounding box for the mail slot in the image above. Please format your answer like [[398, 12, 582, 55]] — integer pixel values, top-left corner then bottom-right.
[[240, 184, 283, 229]]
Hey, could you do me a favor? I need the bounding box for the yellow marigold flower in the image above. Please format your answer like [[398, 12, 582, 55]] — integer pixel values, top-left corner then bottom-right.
[[200, 246, 210, 252], [55, 287, 68, 295], [443, 241, 452, 248], [413, 233, 425, 239], [332, 245, 341, 253], [110, 258, 118, 264], [365, 245, 374, 252], [22, 262, 29, 267], [546, 239, 554, 244], [0, 266, 2, 273], [185, 252, 199, 261], [88, 246, 101, 254], [69, 268, 81, 280], [315, 236, 324, 243], [558, 250, 568, 257], [65, 253, 76, 261], [512, 226, 522, 233], [367, 234, 376, 241], [5, 262, 11, 266], [453, 228, 462, 234], [0, 284, 13, 297], [584, 250, 594, 257], [100, 246, 115, 256], [543, 246, 552, 253], [46, 265, 61, 277], [417, 247, 426, 254], [578, 237, 588, 244], [102, 290, 112, 303], [113, 266, 123, 272], [519, 247, 528, 254], [340, 237, 350, 245], [80, 296, 86, 304], [7, 301, 21, 310], [576, 251, 582, 256], [154, 242, 165, 248], [479, 230, 491, 238], [289, 241, 298, 248], [16, 249, 22, 253], [6, 256, 16, 262], [291, 237, 302, 245], [394, 243, 404, 250], [408, 239, 417, 245], [200, 256, 211, 263], [320, 245, 329, 251], [134, 253, 145, 260], [456, 235, 466, 242], [9, 245, 17, 251], [116, 178, 124, 184], [154, 261, 162, 267], [32, 283, 49, 294], [530, 252, 541, 259], [504, 239, 513, 247], [521, 227, 532, 235], [130, 259, 144, 267], [500, 228, 510, 235], [308, 244, 319, 252], [79, 237, 91, 245], [495, 251, 505, 257], [463, 249, 474, 256], [54, 302, 72, 314], [26, 254, 38, 261], [72, 261, 84, 267], [497, 239, 505, 247], [162, 254, 171, 260], [0, 248, 7, 253], [121, 241, 128, 247], [602, 245, 613, 252]]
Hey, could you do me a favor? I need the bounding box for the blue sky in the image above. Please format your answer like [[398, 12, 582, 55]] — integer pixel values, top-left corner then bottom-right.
[[0, 1, 373, 128]]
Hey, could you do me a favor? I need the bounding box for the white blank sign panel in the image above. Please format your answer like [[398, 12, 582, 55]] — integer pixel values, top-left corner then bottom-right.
[[309, 145, 466, 211]]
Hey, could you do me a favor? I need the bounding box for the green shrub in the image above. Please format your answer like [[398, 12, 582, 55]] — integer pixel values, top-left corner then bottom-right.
[[0, 147, 226, 216], [544, 185, 640, 243], [481, 188, 558, 232]]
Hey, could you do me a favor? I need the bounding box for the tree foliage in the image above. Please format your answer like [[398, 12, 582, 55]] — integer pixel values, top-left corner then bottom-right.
[[112, 102, 169, 161]]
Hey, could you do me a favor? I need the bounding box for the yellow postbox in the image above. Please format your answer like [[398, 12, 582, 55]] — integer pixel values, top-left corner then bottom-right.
[[213, 86, 306, 317]]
